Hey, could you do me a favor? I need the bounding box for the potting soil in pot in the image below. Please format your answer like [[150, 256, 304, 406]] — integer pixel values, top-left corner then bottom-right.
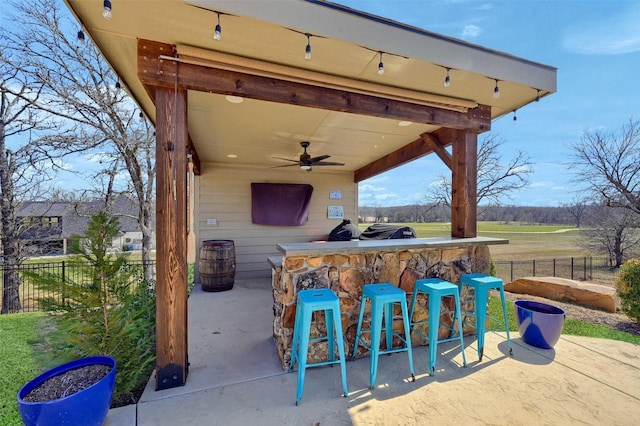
[[22, 364, 112, 402]]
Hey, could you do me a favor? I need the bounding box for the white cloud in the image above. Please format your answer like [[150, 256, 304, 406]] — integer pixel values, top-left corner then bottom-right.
[[529, 180, 566, 190], [529, 181, 552, 188], [375, 193, 399, 202], [361, 175, 389, 184], [475, 3, 494, 11], [358, 183, 385, 192], [83, 152, 118, 164], [33, 159, 72, 172], [461, 24, 481, 39], [562, 7, 640, 54]]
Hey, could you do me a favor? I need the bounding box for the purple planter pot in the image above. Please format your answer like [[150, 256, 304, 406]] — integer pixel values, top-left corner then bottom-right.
[[515, 300, 566, 349], [17, 356, 116, 426]]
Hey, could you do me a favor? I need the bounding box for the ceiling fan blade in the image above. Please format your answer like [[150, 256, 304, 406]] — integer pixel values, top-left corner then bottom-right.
[[272, 156, 299, 163], [307, 154, 330, 163], [271, 163, 300, 168], [312, 161, 345, 166]]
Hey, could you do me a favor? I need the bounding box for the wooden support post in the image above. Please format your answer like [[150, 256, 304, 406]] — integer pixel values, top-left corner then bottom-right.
[[155, 84, 189, 390], [451, 130, 478, 238]]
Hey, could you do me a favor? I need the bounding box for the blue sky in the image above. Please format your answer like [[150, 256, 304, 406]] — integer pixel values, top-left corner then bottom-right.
[[349, 0, 640, 207]]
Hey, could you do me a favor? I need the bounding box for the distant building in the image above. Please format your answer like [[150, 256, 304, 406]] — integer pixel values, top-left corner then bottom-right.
[[17, 194, 155, 256]]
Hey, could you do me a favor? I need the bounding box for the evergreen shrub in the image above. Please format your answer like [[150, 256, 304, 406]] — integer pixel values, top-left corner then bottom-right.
[[27, 212, 156, 405], [616, 259, 640, 323]]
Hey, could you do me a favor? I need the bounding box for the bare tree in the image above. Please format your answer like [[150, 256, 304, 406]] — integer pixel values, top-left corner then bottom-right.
[[4, 0, 156, 280], [563, 196, 590, 228], [569, 118, 640, 216], [0, 48, 71, 312], [580, 202, 640, 267], [425, 134, 533, 209]]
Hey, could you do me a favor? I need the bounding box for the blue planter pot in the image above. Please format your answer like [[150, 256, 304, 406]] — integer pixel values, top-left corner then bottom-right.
[[17, 356, 116, 426], [515, 300, 566, 349]]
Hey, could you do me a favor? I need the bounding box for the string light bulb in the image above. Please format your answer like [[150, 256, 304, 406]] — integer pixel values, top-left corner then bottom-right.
[[102, 0, 112, 20], [493, 79, 500, 98], [378, 52, 384, 76], [115, 80, 121, 89], [535, 89, 541, 102], [512, 110, 517, 121], [305, 34, 312, 60], [444, 68, 451, 88], [77, 29, 85, 42], [214, 12, 222, 41]]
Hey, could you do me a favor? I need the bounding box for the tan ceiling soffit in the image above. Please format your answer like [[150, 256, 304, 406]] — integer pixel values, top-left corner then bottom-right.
[[175, 44, 477, 114]]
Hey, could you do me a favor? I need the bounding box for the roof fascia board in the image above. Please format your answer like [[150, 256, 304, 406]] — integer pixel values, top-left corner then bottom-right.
[[192, 0, 557, 93]]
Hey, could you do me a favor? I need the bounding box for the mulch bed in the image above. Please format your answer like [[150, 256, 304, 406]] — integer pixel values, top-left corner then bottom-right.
[[22, 364, 112, 402]]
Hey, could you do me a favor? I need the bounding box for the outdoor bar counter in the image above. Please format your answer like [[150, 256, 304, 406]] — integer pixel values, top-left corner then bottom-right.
[[270, 236, 507, 369]]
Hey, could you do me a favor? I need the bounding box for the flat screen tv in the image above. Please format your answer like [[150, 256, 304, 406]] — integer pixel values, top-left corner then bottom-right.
[[251, 183, 313, 226]]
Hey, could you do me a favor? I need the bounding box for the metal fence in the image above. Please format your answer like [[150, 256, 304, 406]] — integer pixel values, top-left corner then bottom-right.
[[494, 256, 618, 284], [2, 256, 617, 312], [0, 259, 156, 313]]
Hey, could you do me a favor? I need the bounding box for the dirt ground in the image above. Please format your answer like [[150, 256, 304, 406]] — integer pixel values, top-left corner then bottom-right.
[[502, 288, 640, 336]]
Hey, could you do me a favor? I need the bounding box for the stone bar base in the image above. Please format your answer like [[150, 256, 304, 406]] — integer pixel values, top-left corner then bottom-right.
[[271, 244, 493, 369]]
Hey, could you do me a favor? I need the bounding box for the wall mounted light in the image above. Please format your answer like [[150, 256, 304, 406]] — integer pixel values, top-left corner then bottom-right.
[[493, 79, 500, 98], [214, 12, 222, 40], [378, 52, 384, 76], [102, 0, 112, 20]]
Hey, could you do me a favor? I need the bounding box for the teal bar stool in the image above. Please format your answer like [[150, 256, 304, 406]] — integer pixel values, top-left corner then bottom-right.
[[352, 283, 415, 389], [408, 278, 467, 375], [289, 288, 348, 406], [460, 273, 513, 361]]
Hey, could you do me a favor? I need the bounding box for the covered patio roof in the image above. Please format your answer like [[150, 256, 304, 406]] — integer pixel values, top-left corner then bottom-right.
[[63, 0, 557, 391], [65, 0, 556, 179]]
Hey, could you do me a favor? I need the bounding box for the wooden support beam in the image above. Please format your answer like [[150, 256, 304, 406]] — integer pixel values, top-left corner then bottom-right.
[[354, 135, 424, 182], [450, 130, 478, 238], [354, 128, 461, 182], [421, 132, 452, 170], [155, 84, 189, 390], [138, 39, 491, 132]]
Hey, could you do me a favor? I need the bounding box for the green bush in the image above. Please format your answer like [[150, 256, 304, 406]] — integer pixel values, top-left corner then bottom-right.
[[615, 258, 640, 323], [490, 258, 497, 277], [27, 211, 156, 405]]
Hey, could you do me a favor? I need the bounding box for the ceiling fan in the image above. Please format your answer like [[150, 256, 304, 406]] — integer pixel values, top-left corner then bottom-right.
[[272, 141, 345, 171]]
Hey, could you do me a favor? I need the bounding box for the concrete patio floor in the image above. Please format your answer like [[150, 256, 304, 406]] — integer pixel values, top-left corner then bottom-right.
[[105, 278, 640, 425]]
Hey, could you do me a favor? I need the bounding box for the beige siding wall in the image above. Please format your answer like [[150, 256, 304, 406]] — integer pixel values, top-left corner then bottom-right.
[[195, 163, 358, 280]]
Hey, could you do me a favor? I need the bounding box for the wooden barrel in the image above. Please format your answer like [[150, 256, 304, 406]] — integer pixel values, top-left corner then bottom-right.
[[199, 240, 235, 292]]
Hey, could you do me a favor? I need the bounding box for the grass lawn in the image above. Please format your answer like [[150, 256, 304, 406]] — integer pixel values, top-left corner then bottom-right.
[[0, 313, 45, 426], [360, 222, 591, 260]]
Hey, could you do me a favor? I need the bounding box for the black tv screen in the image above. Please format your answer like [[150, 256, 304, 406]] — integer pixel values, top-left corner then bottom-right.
[[251, 183, 313, 226]]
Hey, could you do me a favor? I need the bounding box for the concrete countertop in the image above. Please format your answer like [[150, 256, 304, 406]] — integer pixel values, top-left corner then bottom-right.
[[277, 236, 508, 256]]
